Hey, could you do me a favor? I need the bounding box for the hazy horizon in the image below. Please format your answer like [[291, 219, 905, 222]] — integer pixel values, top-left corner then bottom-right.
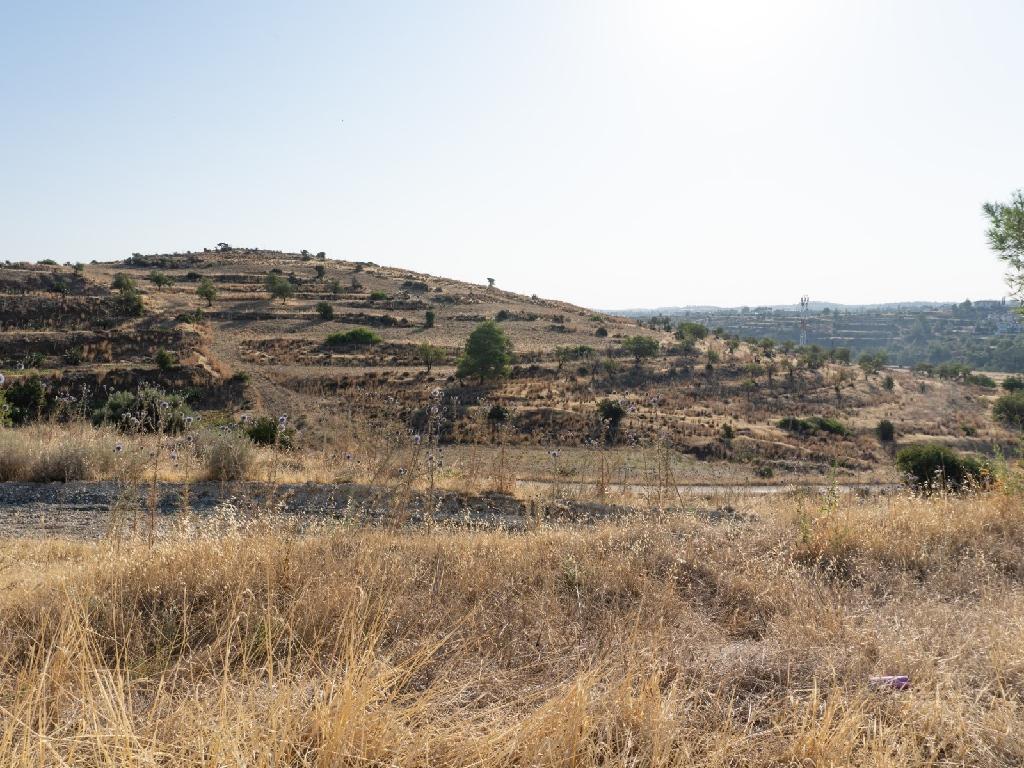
[[3, 1, 1022, 308]]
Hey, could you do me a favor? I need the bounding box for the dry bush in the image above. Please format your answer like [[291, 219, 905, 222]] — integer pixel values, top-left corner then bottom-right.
[[0, 429, 35, 481], [198, 428, 255, 481], [0, 488, 1023, 765]]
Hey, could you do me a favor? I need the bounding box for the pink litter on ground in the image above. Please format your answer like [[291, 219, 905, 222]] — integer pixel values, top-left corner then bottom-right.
[[870, 675, 910, 690]]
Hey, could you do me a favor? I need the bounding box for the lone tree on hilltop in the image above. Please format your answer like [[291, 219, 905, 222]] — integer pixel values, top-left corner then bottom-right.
[[984, 190, 1024, 300], [197, 277, 217, 306], [456, 320, 512, 384]]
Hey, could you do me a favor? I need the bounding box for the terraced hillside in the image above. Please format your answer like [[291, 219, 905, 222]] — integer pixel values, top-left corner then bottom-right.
[[1, 249, 1017, 485]]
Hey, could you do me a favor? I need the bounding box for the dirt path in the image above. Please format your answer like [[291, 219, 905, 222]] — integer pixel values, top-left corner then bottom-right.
[[0, 480, 899, 538]]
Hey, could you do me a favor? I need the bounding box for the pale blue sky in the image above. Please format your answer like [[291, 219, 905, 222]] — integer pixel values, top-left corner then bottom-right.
[[2, 1, 1022, 308]]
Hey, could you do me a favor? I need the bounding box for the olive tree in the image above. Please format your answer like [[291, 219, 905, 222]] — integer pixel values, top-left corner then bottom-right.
[[620, 335, 659, 367], [197, 277, 217, 306]]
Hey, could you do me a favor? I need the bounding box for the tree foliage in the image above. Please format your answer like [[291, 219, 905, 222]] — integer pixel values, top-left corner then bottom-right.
[[993, 391, 1024, 429], [984, 189, 1024, 299], [264, 274, 295, 303], [456, 321, 512, 384], [196, 277, 217, 306], [418, 343, 446, 373], [620, 335, 659, 365]]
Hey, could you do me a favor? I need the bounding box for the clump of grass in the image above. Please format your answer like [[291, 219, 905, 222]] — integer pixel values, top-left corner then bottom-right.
[[198, 429, 255, 480], [0, 425, 118, 481]]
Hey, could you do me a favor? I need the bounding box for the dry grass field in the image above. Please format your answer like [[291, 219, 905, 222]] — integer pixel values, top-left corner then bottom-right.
[[1, 481, 1024, 765]]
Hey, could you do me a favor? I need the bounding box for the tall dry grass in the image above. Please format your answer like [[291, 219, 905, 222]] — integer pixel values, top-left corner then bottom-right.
[[0, 487, 1023, 765], [0, 423, 124, 482]]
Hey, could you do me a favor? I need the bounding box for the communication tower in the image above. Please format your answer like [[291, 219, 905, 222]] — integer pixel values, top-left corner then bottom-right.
[[799, 295, 810, 346]]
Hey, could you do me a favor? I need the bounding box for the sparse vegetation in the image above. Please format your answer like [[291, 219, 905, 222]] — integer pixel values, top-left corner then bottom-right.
[[315, 301, 334, 320]]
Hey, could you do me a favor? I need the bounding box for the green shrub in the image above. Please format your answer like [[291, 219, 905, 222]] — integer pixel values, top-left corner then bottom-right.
[[966, 373, 997, 389], [895, 444, 986, 493], [1002, 376, 1024, 392], [595, 326, 608, 338], [674, 322, 708, 341], [811, 416, 850, 436], [244, 416, 294, 448], [92, 387, 192, 433], [778, 416, 850, 437], [424, 310, 435, 328], [325, 328, 381, 348], [487, 404, 509, 424], [175, 309, 205, 324], [368, 290, 388, 301], [4, 376, 48, 425], [993, 391, 1024, 429], [597, 399, 627, 443], [876, 419, 896, 443], [155, 348, 176, 370], [116, 285, 145, 316], [316, 301, 334, 320], [111, 273, 136, 291]]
